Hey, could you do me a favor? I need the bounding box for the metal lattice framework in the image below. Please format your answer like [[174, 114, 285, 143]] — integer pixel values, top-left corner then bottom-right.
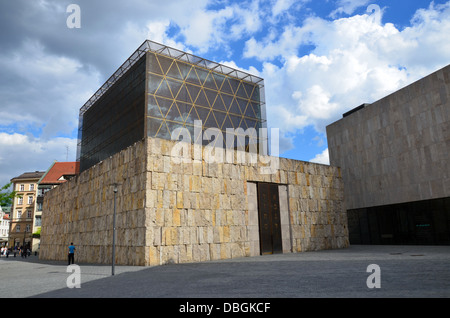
[[79, 40, 265, 116], [77, 40, 267, 167]]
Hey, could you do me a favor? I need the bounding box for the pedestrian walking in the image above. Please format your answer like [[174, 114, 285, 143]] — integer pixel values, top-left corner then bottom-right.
[[68, 242, 76, 265]]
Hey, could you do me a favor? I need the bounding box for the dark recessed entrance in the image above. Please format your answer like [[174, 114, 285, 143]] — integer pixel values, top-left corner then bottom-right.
[[347, 197, 450, 245], [257, 182, 282, 254]]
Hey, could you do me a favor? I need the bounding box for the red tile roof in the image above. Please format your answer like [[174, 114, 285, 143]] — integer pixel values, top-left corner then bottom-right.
[[39, 162, 80, 185]]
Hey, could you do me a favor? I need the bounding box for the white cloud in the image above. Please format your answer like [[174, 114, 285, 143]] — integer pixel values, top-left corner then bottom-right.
[[250, 2, 450, 142], [0, 39, 100, 138], [330, 0, 371, 17], [309, 148, 330, 165], [0, 133, 77, 186], [272, 0, 298, 17]]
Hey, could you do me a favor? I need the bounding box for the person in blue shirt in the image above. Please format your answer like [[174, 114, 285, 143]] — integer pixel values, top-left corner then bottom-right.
[[68, 243, 76, 265]]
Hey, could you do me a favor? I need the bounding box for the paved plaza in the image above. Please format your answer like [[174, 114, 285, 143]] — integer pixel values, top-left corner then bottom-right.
[[1, 245, 449, 299]]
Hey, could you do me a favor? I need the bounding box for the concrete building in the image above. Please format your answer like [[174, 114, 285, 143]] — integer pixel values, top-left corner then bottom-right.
[[39, 40, 349, 266], [327, 64, 450, 245], [9, 171, 45, 251]]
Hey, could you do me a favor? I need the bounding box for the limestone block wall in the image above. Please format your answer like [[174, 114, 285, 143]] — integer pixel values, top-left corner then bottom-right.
[[40, 140, 148, 265], [40, 137, 348, 266]]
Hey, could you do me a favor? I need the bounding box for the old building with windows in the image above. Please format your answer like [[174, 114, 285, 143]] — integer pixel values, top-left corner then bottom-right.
[[0, 206, 10, 247], [9, 171, 45, 251], [33, 161, 80, 253], [39, 40, 349, 266]]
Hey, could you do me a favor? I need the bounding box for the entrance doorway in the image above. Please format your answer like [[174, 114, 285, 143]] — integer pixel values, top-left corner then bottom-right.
[[257, 182, 282, 254]]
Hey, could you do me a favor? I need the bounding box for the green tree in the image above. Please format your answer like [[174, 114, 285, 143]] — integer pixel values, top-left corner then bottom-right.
[[0, 183, 20, 207]]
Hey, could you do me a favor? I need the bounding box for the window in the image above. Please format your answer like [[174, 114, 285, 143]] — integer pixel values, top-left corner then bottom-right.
[[16, 225, 20, 232], [30, 184, 35, 191], [19, 184, 24, 191], [27, 210, 32, 218], [18, 197, 23, 205], [37, 202, 43, 211], [28, 196, 33, 204], [26, 224, 31, 232], [17, 210, 22, 218]]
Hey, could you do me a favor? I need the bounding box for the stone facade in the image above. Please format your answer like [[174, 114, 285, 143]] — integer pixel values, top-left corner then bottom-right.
[[327, 64, 450, 210], [40, 137, 348, 266]]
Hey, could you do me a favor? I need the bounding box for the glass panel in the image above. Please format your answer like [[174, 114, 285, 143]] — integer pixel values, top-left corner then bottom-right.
[[147, 53, 163, 75], [236, 98, 247, 115], [221, 94, 233, 111], [176, 84, 191, 103], [213, 94, 227, 112], [148, 73, 164, 94], [204, 89, 218, 108], [220, 78, 233, 95], [244, 101, 255, 118], [147, 95, 163, 118], [244, 118, 258, 130], [186, 83, 201, 104], [236, 83, 248, 99], [228, 98, 241, 115], [166, 104, 183, 122], [156, 120, 171, 139], [195, 89, 209, 108], [185, 106, 200, 125], [166, 120, 184, 139], [195, 106, 210, 122], [228, 78, 239, 94], [203, 72, 217, 90], [213, 111, 226, 129], [155, 79, 173, 98], [166, 78, 183, 100], [157, 55, 173, 75], [195, 67, 210, 86], [204, 111, 218, 129], [176, 101, 191, 122], [213, 73, 225, 90], [229, 114, 242, 128], [167, 61, 182, 80], [251, 101, 261, 119], [177, 61, 191, 80], [251, 86, 260, 102], [185, 67, 201, 85], [243, 82, 254, 99], [80, 55, 146, 172], [222, 115, 233, 130], [183, 124, 195, 141], [147, 118, 163, 137], [155, 96, 173, 118]]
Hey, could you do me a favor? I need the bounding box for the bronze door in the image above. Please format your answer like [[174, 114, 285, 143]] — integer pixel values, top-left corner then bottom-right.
[[257, 183, 282, 254]]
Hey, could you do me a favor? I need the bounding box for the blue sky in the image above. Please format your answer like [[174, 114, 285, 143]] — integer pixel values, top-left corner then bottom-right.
[[1, 0, 450, 186]]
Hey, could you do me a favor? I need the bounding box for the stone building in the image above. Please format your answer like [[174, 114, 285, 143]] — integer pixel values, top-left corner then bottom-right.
[[39, 40, 349, 266], [9, 171, 45, 251], [327, 64, 450, 245]]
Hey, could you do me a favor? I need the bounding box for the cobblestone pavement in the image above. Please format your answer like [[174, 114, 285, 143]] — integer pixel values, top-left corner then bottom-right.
[[1, 245, 449, 299]]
